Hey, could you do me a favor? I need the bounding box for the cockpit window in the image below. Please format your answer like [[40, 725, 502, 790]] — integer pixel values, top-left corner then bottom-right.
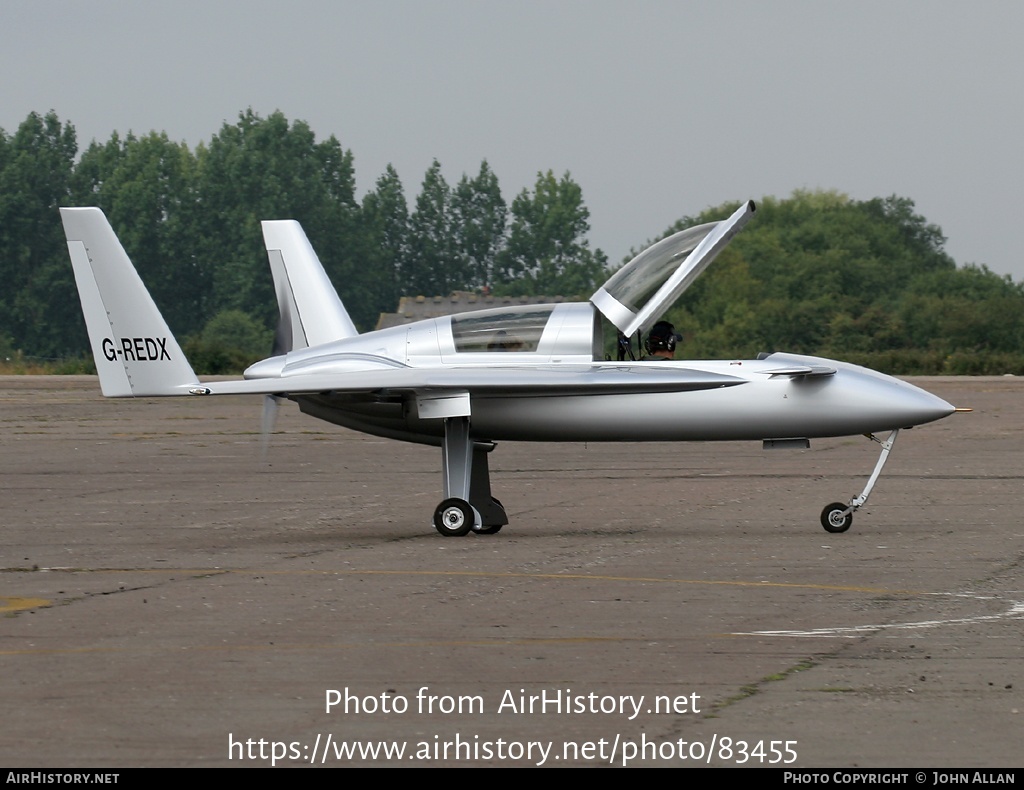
[[601, 221, 719, 312], [451, 305, 554, 353]]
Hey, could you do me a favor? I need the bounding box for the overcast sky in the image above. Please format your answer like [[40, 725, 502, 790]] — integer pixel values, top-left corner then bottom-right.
[[4, 1, 1022, 279]]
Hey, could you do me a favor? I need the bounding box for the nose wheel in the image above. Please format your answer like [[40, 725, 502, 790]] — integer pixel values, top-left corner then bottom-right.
[[821, 502, 853, 533]]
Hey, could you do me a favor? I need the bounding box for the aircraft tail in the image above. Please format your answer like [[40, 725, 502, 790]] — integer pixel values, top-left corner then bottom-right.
[[60, 208, 200, 397], [262, 221, 358, 353]]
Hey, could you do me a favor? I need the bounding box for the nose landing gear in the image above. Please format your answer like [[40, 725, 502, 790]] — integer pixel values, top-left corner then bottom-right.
[[820, 429, 900, 534]]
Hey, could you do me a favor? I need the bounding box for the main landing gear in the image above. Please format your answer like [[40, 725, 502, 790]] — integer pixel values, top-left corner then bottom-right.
[[820, 429, 900, 534], [433, 416, 508, 537]]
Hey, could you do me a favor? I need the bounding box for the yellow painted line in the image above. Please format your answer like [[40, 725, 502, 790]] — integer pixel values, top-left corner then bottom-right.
[[0, 636, 623, 658], [0, 597, 51, 613], [10, 566, 924, 596], [322, 569, 920, 595]]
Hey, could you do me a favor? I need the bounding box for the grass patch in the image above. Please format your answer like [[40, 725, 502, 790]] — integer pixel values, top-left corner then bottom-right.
[[707, 658, 816, 717]]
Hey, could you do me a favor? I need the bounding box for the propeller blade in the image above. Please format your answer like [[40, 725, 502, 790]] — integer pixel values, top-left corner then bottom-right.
[[260, 394, 281, 462]]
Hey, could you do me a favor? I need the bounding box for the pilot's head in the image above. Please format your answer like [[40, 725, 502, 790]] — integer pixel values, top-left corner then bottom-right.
[[645, 321, 678, 357]]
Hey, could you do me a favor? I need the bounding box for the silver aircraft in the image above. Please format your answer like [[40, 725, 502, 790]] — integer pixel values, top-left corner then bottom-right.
[[60, 200, 956, 537]]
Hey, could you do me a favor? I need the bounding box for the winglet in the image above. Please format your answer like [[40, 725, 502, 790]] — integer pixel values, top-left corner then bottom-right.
[[262, 220, 358, 352], [60, 208, 199, 396]]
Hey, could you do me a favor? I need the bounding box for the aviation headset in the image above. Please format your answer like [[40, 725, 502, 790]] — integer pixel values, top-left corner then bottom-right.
[[645, 321, 678, 354]]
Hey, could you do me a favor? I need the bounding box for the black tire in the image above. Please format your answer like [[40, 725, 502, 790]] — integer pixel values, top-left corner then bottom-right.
[[434, 498, 474, 537], [475, 524, 503, 535], [821, 502, 853, 533]]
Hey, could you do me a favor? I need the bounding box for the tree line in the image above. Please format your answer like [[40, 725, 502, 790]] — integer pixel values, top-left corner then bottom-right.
[[0, 109, 606, 365], [657, 191, 1024, 374], [1, 110, 1022, 374]]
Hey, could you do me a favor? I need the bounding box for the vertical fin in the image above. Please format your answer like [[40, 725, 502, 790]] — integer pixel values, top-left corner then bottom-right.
[[261, 221, 357, 352], [60, 207, 199, 396]]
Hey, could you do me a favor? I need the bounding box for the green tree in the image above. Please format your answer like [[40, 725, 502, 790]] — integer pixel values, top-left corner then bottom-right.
[[361, 164, 410, 315], [69, 133, 127, 204], [193, 109, 363, 327], [648, 190, 1024, 371], [72, 132, 202, 334], [496, 170, 607, 296], [451, 160, 507, 290], [201, 309, 272, 353], [0, 111, 79, 356], [406, 160, 456, 295], [183, 309, 273, 374]]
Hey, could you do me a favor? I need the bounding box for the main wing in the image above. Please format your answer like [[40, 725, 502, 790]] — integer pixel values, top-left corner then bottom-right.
[[198, 364, 746, 398]]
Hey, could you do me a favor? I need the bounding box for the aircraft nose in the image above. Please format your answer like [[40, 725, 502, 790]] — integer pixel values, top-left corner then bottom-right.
[[902, 385, 955, 426], [874, 374, 955, 428], [762, 353, 957, 434]]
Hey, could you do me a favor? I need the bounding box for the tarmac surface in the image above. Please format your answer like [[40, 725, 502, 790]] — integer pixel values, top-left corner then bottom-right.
[[1, 374, 1021, 768]]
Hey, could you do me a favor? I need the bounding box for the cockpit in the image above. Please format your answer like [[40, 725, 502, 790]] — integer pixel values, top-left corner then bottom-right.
[[442, 200, 756, 363], [258, 201, 755, 376], [451, 305, 553, 353]]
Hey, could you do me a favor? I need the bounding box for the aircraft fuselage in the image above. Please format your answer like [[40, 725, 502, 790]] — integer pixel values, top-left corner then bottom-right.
[[291, 353, 953, 445]]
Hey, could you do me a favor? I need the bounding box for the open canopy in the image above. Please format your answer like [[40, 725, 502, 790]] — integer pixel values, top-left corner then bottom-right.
[[591, 200, 756, 336]]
